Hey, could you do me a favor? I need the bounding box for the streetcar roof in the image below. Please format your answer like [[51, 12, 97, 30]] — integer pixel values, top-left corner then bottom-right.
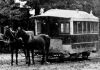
[[33, 9, 99, 22]]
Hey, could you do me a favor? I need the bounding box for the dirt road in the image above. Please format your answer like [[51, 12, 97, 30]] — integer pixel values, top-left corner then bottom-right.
[[0, 52, 99, 70]]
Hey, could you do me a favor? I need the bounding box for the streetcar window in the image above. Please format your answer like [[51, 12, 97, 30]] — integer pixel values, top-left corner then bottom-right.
[[94, 23, 98, 33], [74, 22, 77, 34], [61, 23, 64, 32], [87, 22, 91, 33], [73, 21, 82, 34], [90, 22, 98, 33], [65, 23, 70, 33], [60, 23, 70, 33], [91, 22, 94, 33], [78, 22, 82, 33], [73, 21, 99, 34], [83, 22, 87, 33]]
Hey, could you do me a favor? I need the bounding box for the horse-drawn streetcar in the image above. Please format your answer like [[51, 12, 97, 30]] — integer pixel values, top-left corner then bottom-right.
[[32, 9, 99, 60]]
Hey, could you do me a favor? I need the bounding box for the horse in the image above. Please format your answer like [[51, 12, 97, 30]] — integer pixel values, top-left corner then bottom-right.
[[16, 28, 50, 65], [4, 26, 24, 65]]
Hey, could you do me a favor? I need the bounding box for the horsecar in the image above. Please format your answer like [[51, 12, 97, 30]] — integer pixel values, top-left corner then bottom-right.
[[31, 9, 99, 60]]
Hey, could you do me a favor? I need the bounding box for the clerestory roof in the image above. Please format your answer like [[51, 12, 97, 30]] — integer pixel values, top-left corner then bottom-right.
[[33, 9, 99, 22]]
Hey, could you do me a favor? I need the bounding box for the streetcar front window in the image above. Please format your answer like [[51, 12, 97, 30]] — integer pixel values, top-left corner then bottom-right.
[[60, 23, 70, 33], [61, 24, 64, 32]]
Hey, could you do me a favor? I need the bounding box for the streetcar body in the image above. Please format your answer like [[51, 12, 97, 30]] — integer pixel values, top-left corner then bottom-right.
[[32, 9, 99, 58]]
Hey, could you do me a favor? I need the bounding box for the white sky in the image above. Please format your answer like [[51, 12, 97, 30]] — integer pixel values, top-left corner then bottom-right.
[[14, 0, 44, 15], [14, 0, 27, 7], [14, 0, 35, 15], [14, 0, 21, 3]]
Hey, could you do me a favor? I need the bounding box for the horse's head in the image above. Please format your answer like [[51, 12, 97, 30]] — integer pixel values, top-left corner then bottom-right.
[[16, 27, 29, 43], [16, 27, 25, 38], [4, 26, 15, 41]]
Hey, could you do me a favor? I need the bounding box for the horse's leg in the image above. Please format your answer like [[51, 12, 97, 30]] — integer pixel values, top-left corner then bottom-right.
[[22, 47, 27, 64], [23, 48, 27, 59], [41, 48, 46, 64], [24, 45, 28, 64], [26, 49, 30, 66], [31, 49, 35, 64], [11, 47, 14, 66], [46, 47, 49, 62], [28, 50, 31, 65], [15, 48, 18, 65], [46, 41, 50, 63], [26, 49, 28, 64]]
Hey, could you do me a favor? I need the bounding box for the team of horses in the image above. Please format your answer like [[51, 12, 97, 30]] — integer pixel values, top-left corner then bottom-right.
[[3, 26, 50, 66]]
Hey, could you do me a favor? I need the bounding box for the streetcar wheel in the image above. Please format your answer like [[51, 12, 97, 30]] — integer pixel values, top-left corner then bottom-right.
[[69, 53, 80, 59], [82, 52, 90, 59], [59, 54, 64, 62]]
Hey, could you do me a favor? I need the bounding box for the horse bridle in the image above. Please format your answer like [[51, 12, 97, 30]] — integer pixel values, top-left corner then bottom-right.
[[5, 28, 16, 41]]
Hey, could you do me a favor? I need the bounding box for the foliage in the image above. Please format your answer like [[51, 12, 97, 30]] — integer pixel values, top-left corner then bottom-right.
[[0, 0, 98, 19], [0, 0, 99, 27], [0, 0, 31, 27], [22, 0, 94, 13]]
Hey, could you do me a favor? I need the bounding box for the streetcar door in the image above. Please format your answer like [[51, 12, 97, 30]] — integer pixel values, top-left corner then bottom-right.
[[49, 22, 59, 37], [41, 22, 48, 34]]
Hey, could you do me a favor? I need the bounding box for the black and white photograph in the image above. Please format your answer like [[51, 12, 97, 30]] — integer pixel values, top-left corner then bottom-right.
[[0, 0, 100, 70]]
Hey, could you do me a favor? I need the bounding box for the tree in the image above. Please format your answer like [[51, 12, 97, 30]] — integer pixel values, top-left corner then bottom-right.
[[92, 0, 100, 17], [22, 0, 50, 15], [0, 0, 31, 30], [22, 0, 94, 14], [0, 0, 97, 28]]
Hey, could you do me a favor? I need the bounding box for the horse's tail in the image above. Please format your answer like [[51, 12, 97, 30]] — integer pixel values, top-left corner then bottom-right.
[[39, 34, 51, 49], [44, 34, 50, 54], [39, 34, 51, 40]]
